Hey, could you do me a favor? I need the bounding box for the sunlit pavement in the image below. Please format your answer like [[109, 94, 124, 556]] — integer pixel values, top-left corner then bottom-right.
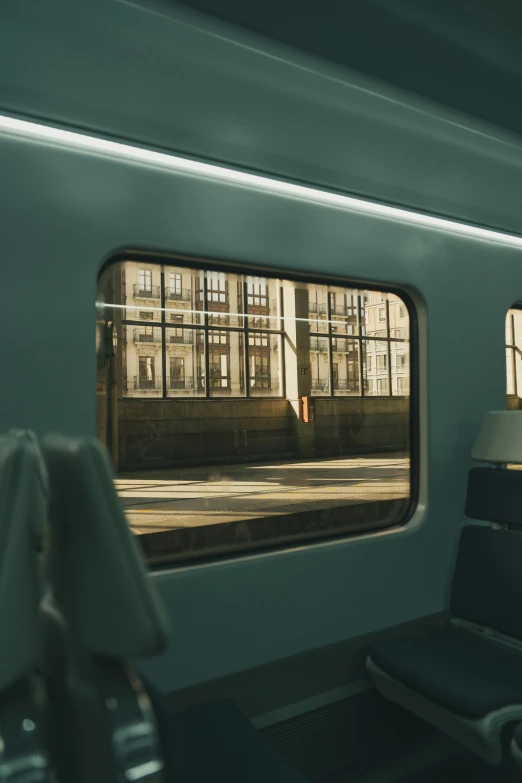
[[116, 453, 410, 534]]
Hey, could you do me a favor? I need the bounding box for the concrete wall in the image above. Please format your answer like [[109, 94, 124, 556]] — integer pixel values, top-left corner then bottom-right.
[[117, 396, 410, 471], [118, 399, 296, 471], [314, 397, 409, 457]]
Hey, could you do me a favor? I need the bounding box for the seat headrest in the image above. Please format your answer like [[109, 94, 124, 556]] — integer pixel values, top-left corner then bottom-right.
[[472, 411, 522, 464], [0, 431, 47, 691], [41, 435, 170, 660], [466, 467, 522, 527]]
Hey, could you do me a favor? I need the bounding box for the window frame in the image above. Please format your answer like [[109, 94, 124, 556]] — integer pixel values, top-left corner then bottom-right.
[[506, 308, 520, 398], [98, 251, 418, 567]]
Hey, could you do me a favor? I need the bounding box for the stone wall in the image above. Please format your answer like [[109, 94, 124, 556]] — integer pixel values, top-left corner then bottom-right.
[[314, 397, 409, 456], [117, 396, 410, 472], [118, 399, 296, 471]]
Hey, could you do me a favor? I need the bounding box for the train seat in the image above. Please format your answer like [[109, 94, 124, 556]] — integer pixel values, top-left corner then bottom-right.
[[41, 435, 309, 783], [367, 411, 522, 765], [147, 690, 307, 783], [511, 722, 522, 771], [0, 432, 50, 781]]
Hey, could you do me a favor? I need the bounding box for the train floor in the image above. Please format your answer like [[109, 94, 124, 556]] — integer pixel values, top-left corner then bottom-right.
[[322, 744, 519, 783]]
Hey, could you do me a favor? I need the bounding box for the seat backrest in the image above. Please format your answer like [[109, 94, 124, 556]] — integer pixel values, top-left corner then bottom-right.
[[40, 435, 169, 783], [0, 430, 50, 782], [451, 411, 522, 640], [0, 431, 47, 690], [465, 466, 522, 527], [41, 434, 169, 657], [451, 524, 522, 642]]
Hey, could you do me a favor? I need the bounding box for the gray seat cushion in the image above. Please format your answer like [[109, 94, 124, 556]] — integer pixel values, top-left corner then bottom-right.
[[369, 626, 522, 718]]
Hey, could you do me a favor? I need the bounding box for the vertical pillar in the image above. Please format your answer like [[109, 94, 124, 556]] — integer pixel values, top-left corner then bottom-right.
[[283, 285, 315, 457]]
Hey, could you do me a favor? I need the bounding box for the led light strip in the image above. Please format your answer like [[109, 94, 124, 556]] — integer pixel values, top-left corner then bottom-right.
[[1, 113, 522, 249]]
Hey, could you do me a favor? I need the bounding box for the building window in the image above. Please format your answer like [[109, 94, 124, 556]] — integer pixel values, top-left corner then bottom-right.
[[378, 308, 386, 321], [170, 357, 185, 389], [138, 269, 152, 293], [208, 352, 230, 389], [506, 308, 522, 399], [396, 376, 407, 394], [377, 355, 387, 370], [247, 277, 268, 308], [169, 273, 181, 296], [207, 272, 227, 304], [137, 356, 156, 389], [140, 311, 153, 320], [209, 331, 229, 345]]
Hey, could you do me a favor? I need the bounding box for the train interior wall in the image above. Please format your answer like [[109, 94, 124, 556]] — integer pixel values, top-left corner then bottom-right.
[[3, 2, 522, 780]]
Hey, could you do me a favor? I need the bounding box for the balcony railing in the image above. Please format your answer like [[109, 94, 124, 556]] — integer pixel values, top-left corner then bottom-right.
[[133, 327, 162, 343], [333, 379, 356, 391], [168, 332, 193, 345], [310, 338, 328, 352], [166, 287, 191, 302], [250, 376, 279, 389], [311, 378, 329, 391], [133, 376, 162, 390], [331, 339, 358, 354], [309, 302, 327, 315], [133, 284, 161, 299], [331, 305, 358, 318], [169, 378, 195, 390]]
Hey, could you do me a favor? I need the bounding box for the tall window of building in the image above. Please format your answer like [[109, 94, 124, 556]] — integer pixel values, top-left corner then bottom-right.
[[207, 272, 227, 303], [169, 273, 182, 296], [506, 308, 522, 403], [247, 278, 268, 308], [138, 269, 151, 293], [170, 357, 185, 389], [137, 356, 155, 389]]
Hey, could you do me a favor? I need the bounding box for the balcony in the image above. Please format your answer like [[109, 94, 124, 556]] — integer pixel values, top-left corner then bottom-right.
[[133, 284, 161, 299], [168, 332, 193, 345], [310, 338, 328, 352], [333, 380, 356, 391], [133, 327, 161, 343], [331, 305, 358, 318], [169, 378, 195, 391], [309, 302, 327, 315], [332, 339, 358, 354], [250, 377, 279, 391], [166, 287, 191, 302], [133, 376, 162, 391], [311, 378, 329, 392]]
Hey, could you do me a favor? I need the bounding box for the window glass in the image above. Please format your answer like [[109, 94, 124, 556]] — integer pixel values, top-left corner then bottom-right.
[[308, 284, 329, 334], [97, 259, 413, 564], [506, 308, 522, 402]]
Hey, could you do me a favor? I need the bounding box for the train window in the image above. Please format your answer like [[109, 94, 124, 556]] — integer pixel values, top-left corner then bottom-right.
[[506, 307, 522, 405], [96, 256, 414, 565]]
